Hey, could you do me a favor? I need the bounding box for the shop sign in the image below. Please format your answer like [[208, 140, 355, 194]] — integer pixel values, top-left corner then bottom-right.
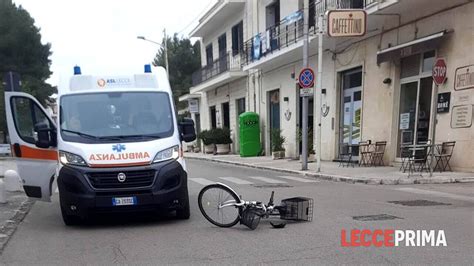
[[188, 99, 199, 113], [451, 105, 473, 128], [454, 64, 474, 91], [327, 10, 367, 37], [399, 113, 410, 130], [437, 92, 451, 113]]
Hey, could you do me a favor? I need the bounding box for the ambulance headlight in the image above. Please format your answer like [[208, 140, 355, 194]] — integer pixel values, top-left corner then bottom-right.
[[153, 146, 179, 163], [59, 151, 87, 166]]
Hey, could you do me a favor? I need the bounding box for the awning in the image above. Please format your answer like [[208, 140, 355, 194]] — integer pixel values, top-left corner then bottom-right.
[[377, 31, 448, 64]]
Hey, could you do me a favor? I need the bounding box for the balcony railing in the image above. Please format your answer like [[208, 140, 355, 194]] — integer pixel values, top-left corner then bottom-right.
[[192, 52, 242, 86], [241, 0, 377, 67]]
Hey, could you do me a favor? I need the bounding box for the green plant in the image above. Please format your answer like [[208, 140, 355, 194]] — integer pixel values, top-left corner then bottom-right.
[[297, 128, 315, 154], [197, 130, 214, 145], [211, 127, 232, 144], [271, 128, 285, 152]]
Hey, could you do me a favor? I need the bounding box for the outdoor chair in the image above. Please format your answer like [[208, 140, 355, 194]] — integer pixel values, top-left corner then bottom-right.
[[338, 143, 354, 168], [434, 141, 456, 172], [371, 141, 387, 166], [407, 145, 429, 177], [358, 140, 372, 167], [399, 145, 412, 172]]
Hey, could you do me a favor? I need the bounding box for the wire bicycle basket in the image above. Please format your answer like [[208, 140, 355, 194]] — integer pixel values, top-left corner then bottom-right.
[[279, 197, 313, 221]]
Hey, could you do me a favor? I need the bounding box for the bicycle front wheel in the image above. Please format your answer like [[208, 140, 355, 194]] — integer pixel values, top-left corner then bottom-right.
[[198, 184, 241, 228]]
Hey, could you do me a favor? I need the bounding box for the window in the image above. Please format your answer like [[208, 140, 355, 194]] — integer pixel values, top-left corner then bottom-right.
[[210, 106, 217, 129], [11, 97, 52, 144], [218, 34, 226, 58], [60, 92, 173, 143], [265, 0, 280, 28], [222, 102, 230, 129], [232, 21, 244, 56], [206, 44, 213, 66], [236, 98, 246, 116]]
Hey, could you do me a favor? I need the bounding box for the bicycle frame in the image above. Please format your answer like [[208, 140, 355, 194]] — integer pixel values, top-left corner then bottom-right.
[[215, 183, 279, 217]]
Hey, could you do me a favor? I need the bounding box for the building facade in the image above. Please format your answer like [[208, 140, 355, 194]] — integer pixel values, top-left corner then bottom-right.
[[181, 0, 474, 172]]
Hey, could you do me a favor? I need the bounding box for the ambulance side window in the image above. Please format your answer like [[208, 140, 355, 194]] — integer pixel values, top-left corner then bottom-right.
[[11, 97, 52, 144]]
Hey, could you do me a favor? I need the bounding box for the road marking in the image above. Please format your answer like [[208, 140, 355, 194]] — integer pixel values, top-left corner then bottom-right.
[[246, 176, 287, 184], [396, 188, 474, 203], [277, 176, 318, 183], [219, 177, 253, 185], [189, 178, 214, 186]]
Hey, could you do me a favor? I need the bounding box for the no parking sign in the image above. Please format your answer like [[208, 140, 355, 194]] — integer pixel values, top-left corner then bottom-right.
[[299, 67, 315, 97]]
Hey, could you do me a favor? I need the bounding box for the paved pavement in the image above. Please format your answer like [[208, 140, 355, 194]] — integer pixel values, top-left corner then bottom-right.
[[185, 152, 474, 185], [1, 160, 473, 265]]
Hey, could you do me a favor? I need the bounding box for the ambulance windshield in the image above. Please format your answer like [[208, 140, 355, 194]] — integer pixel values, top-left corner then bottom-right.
[[60, 92, 174, 143]]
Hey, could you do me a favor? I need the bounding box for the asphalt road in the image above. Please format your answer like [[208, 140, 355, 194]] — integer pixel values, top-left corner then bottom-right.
[[1, 159, 473, 265]]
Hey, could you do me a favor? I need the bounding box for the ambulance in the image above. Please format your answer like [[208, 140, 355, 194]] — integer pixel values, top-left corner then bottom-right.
[[4, 65, 196, 225]]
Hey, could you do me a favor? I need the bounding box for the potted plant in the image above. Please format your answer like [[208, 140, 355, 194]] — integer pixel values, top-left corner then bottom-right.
[[213, 127, 232, 154], [271, 128, 286, 160], [197, 130, 215, 154], [298, 128, 315, 162]]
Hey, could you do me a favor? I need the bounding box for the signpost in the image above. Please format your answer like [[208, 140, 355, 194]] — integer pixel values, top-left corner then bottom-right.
[[430, 58, 448, 176], [299, 67, 315, 96], [301, 0, 310, 170]]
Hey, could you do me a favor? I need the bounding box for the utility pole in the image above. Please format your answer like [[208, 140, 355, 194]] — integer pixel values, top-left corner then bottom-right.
[[163, 28, 170, 79], [301, 0, 309, 170], [316, 14, 324, 173]]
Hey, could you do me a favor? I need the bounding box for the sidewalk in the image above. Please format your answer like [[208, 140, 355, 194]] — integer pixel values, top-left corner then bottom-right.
[[0, 157, 33, 254], [185, 152, 474, 185]]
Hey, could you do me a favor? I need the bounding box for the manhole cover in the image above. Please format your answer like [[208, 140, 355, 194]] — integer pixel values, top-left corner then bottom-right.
[[352, 214, 402, 221], [252, 184, 293, 188], [388, 200, 451, 206]]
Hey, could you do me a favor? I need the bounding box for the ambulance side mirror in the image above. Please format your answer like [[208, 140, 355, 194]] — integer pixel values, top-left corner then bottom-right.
[[179, 118, 196, 143], [34, 122, 57, 148]]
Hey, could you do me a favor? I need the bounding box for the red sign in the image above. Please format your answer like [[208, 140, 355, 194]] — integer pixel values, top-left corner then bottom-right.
[[299, 67, 315, 89], [433, 58, 447, 85]]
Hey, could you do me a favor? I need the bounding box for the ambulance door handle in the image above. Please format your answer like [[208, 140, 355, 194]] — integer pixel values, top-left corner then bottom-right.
[[13, 143, 22, 157]]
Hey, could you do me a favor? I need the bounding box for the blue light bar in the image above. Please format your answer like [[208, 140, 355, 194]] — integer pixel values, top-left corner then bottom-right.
[[144, 64, 152, 73], [73, 66, 82, 75]]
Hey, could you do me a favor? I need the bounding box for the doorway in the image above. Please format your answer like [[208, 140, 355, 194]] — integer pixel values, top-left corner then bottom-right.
[[339, 67, 362, 156], [396, 51, 435, 156], [299, 96, 314, 155], [222, 102, 230, 129]]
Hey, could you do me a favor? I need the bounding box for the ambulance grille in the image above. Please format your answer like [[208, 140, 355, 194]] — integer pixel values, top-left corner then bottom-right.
[[87, 170, 155, 189]]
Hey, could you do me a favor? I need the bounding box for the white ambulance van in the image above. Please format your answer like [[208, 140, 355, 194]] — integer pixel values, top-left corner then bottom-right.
[[4, 65, 196, 225]]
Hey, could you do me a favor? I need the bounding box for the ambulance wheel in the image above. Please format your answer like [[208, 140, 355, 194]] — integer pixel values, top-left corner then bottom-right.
[[176, 191, 190, 220], [61, 205, 82, 226]]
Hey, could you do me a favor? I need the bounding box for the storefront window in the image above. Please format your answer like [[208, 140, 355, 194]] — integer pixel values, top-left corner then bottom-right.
[[422, 50, 436, 73], [400, 54, 420, 78]]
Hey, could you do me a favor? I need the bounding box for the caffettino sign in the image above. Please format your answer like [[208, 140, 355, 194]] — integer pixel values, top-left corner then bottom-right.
[[327, 10, 367, 37]]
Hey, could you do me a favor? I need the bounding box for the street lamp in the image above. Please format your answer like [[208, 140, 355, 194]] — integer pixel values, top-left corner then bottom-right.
[[137, 30, 169, 78]]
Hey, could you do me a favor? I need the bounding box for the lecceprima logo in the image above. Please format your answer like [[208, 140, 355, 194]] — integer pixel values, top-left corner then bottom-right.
[[341, 229, 447, 247]]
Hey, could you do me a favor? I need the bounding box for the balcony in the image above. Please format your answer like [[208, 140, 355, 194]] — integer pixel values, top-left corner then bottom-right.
[[241, 0, 379, 69], [190, 52, 246, 94]]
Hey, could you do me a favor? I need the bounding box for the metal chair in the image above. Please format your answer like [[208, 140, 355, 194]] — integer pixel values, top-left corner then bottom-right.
[[434, 141, 456, 172], [407, 146, 429, 177], [399, 145, 412, 172], [358, 141, 372, 167], [371, 141, 387, 167], [338, 143, 353, 168]]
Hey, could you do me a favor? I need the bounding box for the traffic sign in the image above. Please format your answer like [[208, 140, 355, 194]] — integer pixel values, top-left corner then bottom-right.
[[299, 67, 315, 88], [433, 58, 447, 85]]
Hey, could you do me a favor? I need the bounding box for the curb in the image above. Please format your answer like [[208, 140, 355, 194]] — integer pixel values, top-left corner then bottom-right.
[[186, 156, 474, 185], [0, 199, 35, 254]]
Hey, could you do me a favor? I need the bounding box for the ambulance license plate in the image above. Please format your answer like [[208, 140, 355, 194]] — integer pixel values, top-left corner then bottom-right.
[[112, 196, 137, 206]]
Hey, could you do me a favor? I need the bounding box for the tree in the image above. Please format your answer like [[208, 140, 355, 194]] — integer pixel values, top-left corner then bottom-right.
[[0, 0, 56, 142], [153, 34, 200, 109]]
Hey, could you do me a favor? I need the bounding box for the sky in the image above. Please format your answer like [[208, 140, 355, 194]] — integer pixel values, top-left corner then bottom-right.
[[13, 0, 216, 90]]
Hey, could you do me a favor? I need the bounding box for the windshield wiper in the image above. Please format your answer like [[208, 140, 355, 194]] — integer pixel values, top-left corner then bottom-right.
[[61, 129, 101, 140], [106, 134, 162, 140]]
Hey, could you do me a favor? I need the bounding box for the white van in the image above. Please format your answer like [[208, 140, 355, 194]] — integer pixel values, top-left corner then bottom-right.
[[4, 65, 196, 225]]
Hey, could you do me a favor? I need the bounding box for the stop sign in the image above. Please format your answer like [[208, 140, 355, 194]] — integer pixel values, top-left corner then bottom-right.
[[432, 58, 447, 85]]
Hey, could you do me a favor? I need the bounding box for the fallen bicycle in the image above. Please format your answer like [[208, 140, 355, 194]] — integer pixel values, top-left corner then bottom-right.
[[198, 183, 313, 230]]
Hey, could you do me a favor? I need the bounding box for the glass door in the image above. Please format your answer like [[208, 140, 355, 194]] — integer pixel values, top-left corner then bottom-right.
[[396, 77, 433, 156], [340, 67, 362, 157]]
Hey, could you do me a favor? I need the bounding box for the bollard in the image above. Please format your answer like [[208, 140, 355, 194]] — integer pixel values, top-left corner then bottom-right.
[[0, 179, 6, 203], [4, 170, 22, 192]]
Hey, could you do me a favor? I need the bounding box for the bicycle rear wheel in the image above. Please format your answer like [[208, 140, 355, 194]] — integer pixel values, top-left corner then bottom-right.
[[198, 184, 241, 227]]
